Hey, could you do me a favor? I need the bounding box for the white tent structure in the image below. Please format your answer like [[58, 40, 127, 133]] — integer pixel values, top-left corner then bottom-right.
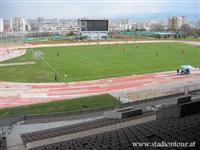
[[181, 65, 195, 70]]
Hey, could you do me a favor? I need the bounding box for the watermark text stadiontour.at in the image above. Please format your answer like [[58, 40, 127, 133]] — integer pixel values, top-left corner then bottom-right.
[[132, 141, 195, 148]]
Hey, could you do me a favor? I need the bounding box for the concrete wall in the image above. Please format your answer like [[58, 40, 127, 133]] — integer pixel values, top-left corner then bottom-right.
[[156, 104, 181, 119], [157, 98, 200, 120], [104, 107, 142, 119], [177, 95, 191, 105]]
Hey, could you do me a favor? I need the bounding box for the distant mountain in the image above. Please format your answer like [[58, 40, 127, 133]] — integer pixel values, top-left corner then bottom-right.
[[112, 12, 199, 21]]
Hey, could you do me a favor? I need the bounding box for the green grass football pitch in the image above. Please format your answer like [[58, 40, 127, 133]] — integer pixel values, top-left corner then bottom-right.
[[0, 42, 199, 82]]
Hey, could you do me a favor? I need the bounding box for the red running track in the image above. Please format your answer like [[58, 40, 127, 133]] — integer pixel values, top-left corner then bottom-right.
[[1, 69, 200, 108]]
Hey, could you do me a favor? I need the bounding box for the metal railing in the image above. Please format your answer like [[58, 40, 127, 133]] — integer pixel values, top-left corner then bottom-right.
[[128, 83, 200, 101]]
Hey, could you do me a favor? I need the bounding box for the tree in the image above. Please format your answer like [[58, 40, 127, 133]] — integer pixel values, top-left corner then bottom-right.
[[155, 34, 161, 39], [68, 31, 75, 36], [174, 34, 178, 39], [177, 33, 181, 39], [80, 36, 88, 40]]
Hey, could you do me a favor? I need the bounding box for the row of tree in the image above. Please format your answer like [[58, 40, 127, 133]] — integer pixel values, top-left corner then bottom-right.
[[154, 33, 186, 39]]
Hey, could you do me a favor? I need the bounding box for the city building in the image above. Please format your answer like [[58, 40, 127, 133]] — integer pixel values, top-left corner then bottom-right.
[[37, 17, 45, 31], [11, 17, 31, 32], [196, 19, 200, 29], [168, 16, 187, 30], [78, 18, 109, 40], [8, 19, 13, 32], [0, 18, 3, 32]]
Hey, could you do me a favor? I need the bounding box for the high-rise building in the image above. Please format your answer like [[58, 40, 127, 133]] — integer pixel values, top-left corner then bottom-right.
[[37, 17, 45, 31], [12, 17, 26, 32], [25, 22, 31, 31], [11, 17, 30, 32], [168, 16, 187, 30], [177, 16, 187, 29], [197, 20, 200, 29], [0, 18, 3, 32]]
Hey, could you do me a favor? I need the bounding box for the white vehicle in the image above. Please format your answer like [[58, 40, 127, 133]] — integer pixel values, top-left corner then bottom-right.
[[154, 104, 163, 109], [145, 106, 158, 111]]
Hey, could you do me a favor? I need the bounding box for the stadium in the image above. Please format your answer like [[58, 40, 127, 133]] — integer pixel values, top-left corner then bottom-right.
[[0, 19, 200, 150]]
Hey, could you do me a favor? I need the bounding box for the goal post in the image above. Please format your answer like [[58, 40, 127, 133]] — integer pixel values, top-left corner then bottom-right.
[[32, 50, 44, 60]]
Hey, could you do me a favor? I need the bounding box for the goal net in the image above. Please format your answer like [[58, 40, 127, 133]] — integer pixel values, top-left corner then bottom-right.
[[32, 50, 44, 60]]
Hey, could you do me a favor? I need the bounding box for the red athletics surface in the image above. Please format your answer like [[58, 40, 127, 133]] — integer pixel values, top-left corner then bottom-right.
[[1, 69, 200, 108]]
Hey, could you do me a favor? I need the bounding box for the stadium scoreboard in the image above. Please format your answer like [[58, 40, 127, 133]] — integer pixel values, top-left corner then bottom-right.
[[78, 19, 109, 32]]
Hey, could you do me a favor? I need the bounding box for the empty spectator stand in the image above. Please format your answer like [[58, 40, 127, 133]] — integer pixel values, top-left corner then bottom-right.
[[27, 97, 200, 150], [21, 111, 154, 146], [28, 112, 200, 150]]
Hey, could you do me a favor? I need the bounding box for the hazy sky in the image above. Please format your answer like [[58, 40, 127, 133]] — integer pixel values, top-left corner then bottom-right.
[[1, 0, 200, 20]]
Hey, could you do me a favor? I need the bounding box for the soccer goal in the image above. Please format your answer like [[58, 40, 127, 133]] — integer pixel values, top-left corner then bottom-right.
[[32, 50, 44, 60]]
